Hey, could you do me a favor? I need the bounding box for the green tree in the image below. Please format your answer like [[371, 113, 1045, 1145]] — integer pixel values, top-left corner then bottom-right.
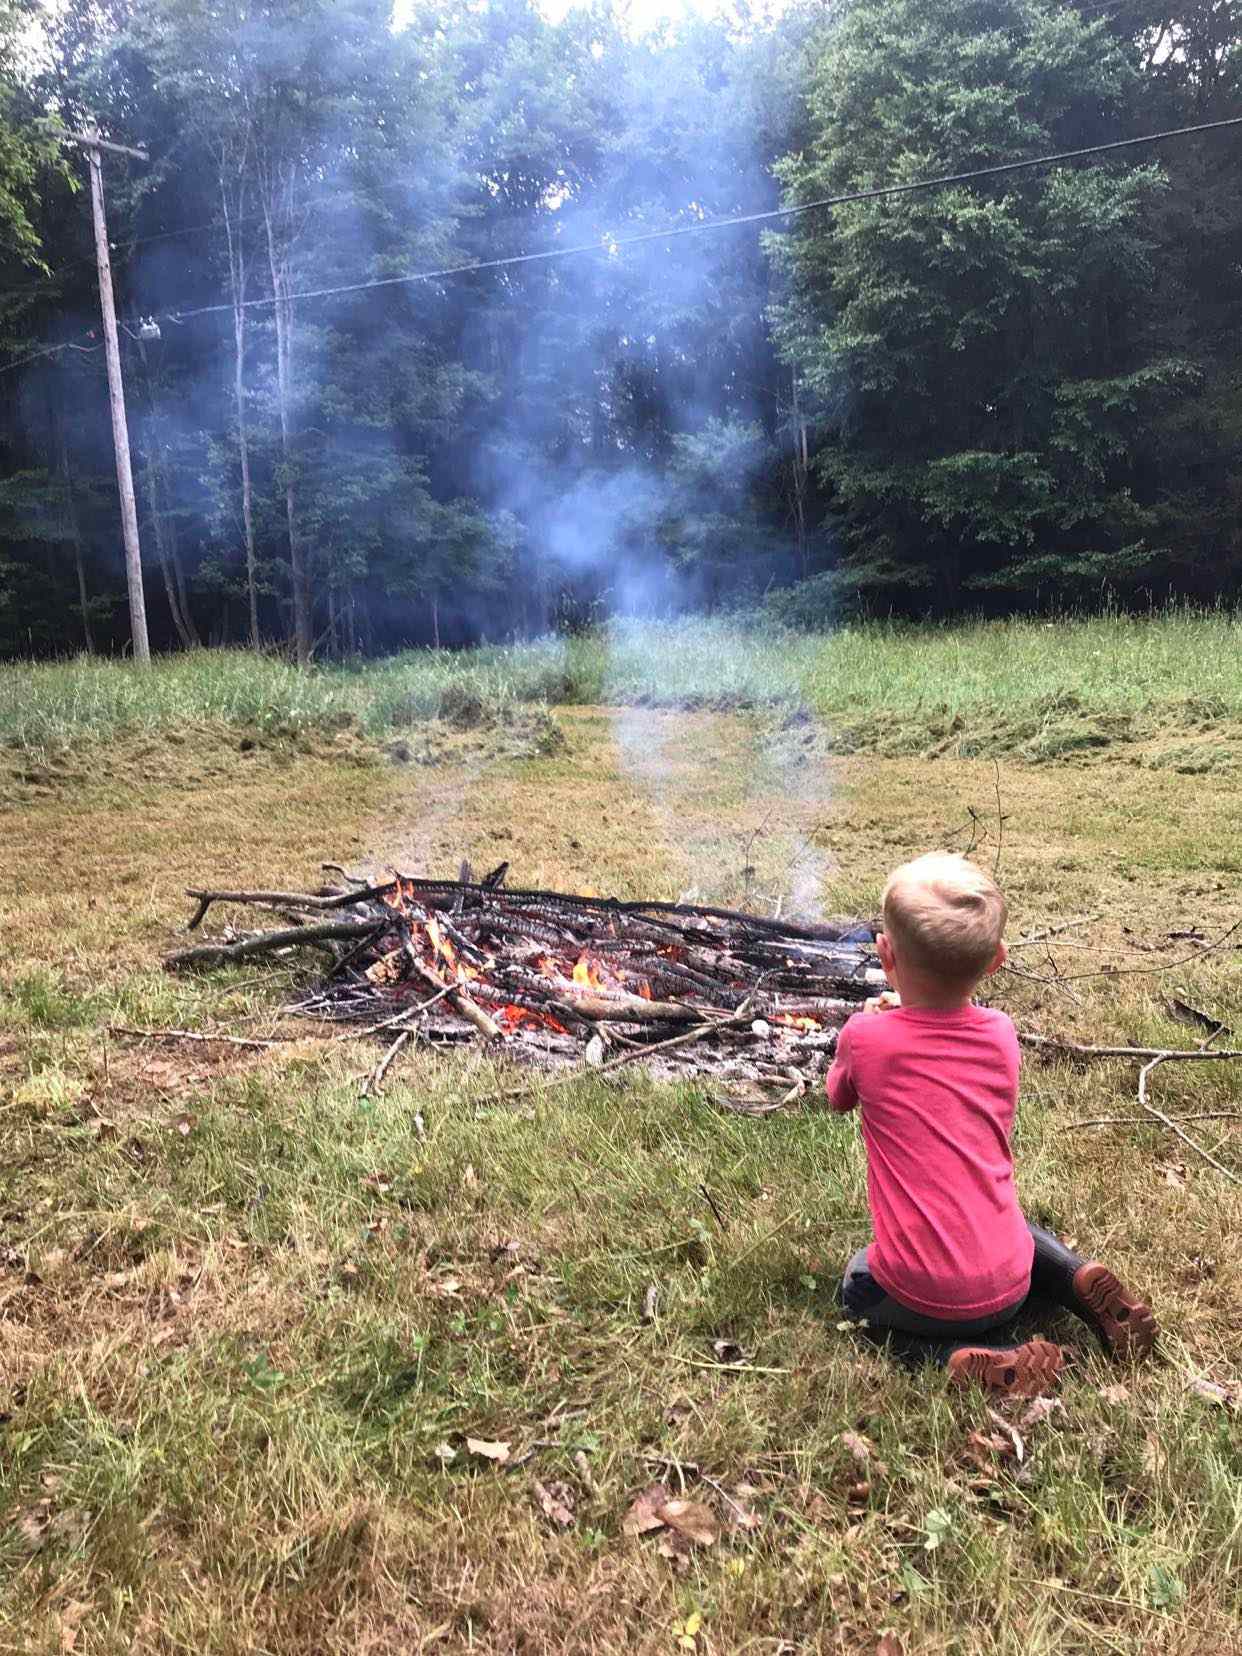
[[771, 0, 1194, 609]]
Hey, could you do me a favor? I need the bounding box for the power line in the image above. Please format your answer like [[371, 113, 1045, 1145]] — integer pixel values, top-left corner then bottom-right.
[[162, 114, 1242, 324], [3, 110, 1240, 374]]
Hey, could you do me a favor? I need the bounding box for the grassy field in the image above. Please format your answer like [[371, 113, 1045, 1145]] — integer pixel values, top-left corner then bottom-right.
[[4, 608, 1242, 768], [1, 627, 1240, 1654]]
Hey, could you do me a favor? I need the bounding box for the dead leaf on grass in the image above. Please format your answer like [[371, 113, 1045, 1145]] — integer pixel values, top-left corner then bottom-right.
[[659, 1498, 719, 1546], [433, 1442, 456, 1464], [1188, 1376, 1236, 1409], [465, 1437, 510, 1465], [725, 1494, 761, 1533], [1160, 1162, 1188, 1189], [840, 1428, 874, 1463], [361, 1172, 392, 1193], [840, 1428, 889, 1477], [985, 1408, 1026, 1462], [962, 1428, 1014, 1473], [1142, 1433, 1169, 1480], [56, 1600, 93, 1654], [1016, 1396, 1063, 1431], [622, 1482, 670, 1537], [16, 1503, 51, 1551], [876, 1635, 905, 1656], [534, 1480, 575, 1527], [462, 1163, 479, 1191], [658, 1529, 692, 1573], [711, 1339, 747, 1364], [171, 1113, 196, 1137], [1100, 1383, 1131, 1406]]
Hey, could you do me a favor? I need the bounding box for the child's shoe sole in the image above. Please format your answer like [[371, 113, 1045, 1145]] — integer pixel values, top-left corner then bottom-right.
[[947, 1339, 1064, 1398], [1071, 1263, 1157, 1359]]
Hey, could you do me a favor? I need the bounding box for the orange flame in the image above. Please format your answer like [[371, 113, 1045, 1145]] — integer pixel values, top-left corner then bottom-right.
[[572, 955, 604, 991]]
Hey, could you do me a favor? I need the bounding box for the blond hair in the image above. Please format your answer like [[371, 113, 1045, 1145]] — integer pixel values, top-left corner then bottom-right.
[[881, 853, 1007, 984]]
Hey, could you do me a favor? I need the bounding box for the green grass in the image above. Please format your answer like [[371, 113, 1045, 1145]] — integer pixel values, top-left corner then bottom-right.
[[2, 698, 1240, 1652], [5, 607, 1242, 764]]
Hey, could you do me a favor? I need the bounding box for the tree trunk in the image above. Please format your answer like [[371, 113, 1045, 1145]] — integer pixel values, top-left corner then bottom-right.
[[790, 373, 810, 579], [262, 179, 312, 666], [221, 170, 261, 652], [145, 447, 197, 649], [59, 424, 95, 654]]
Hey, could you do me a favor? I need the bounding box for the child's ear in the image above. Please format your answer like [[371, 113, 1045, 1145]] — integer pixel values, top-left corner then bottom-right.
[[982, 941, 1007, 978], [876, 932, 896, 973]]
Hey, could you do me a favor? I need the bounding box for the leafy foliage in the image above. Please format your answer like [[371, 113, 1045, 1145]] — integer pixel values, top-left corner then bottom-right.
[[0, 0, 1241, 653]]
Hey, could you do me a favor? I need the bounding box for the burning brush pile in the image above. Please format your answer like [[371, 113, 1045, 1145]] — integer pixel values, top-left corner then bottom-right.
[[167, 867, 882, 1096]]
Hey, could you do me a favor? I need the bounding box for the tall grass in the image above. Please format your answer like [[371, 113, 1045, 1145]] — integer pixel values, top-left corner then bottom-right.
[[3, 609, 1240, 758]]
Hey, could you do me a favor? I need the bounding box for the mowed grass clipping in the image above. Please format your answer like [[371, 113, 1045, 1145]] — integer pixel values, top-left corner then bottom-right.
[[1, 699, 1240, 1654], [4, 606, 1242, 766]]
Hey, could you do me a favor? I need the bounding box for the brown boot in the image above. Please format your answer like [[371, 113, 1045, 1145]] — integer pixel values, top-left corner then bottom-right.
[[1071, 1263, 1157, 1359], [947, 1338, 1065, 1398]]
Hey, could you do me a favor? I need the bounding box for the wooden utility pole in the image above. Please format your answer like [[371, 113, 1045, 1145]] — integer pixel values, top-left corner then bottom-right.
[[69, 129, 151, 665]]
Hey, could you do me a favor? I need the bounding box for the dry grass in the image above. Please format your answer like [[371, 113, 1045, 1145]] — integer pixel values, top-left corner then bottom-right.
[[1, 707, 1240, 1655]]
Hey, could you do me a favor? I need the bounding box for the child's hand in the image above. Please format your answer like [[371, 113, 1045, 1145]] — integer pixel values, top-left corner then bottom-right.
[[863, 991, 902, 1014]]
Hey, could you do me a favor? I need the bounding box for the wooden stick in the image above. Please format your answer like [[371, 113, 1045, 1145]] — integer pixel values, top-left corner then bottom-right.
[[1009, 915, 1099, 949], [166, 917, 378, 969], [1069, 1111, 1242, 1129], [108, 1025, 287, 1050], [669, 1356, 790, 1376], [361, 1029, 413, 1097], [335, 984, 455, 1042], [1020, 1034, 1242, 1062], [473, 1009, 755, 1107], [404, 948, 501, 1041], [186, 887, 352, 929], [1138, 1054, 1241, 1184]]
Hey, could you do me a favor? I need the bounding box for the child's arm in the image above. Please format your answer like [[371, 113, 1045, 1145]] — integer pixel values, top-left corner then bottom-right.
[[825, 1021, 858, 1113]]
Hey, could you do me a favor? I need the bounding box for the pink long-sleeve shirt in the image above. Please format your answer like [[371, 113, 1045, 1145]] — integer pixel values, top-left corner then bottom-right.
[[826, 1005, 1034, 1318]]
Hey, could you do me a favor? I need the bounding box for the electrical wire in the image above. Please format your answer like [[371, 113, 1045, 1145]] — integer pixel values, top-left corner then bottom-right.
[[3, 110, 1240, 374], [162, 114, 1242, 324]]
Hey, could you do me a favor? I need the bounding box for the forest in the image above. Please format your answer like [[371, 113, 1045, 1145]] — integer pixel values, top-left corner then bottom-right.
[[0, 0, 1239, 660]]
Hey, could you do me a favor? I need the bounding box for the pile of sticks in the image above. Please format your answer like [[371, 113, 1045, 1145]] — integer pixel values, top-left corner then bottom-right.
[[165, 866, 882, 1095]]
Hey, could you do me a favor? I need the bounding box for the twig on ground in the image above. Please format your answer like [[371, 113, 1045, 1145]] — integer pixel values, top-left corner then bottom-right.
[[992, 759, 1007, 878], [699, 1183, 729, 1232], [108, 1025, 288, 1050], [1004, 960, 1085, 1005], [1009, 915, 1099, 949], [670, 1355, 791, 1375], [1020, 1033, 1242, 1061], [1069, 1111, 1242, 1129], [1053, 919, 1242, 982], [361, 1029, 413, 1098], [337, 984, 455, 1042], [1138, 1054, 1241, 1184], [472, 1008, 757, 1108]]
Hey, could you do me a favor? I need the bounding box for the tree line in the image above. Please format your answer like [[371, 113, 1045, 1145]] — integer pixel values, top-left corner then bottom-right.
[[0, 0, 1239, 660]]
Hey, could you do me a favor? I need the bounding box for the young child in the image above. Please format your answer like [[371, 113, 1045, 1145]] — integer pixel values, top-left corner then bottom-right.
[[827, 852, 1156, 1396]]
